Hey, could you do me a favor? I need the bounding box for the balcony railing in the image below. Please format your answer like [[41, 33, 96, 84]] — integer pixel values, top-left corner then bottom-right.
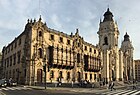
[[84, 64, 101, 72], [49, 59, 74, 70]]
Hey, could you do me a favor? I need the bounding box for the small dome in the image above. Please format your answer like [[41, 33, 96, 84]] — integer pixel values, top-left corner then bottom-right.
[[103, 8, 114, 22], [104, 8, 113, 16], [124, 32, 129, 38], [124, 32, 130, 41]]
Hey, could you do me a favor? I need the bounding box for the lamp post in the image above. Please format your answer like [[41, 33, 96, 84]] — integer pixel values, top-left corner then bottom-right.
[[43, 57, 47, 89]]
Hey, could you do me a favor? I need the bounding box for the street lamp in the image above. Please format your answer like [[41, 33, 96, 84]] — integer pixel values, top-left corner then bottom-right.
[[43, 57, 47, 89]]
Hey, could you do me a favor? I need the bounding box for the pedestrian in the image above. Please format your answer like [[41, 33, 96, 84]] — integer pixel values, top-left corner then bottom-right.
[[108, 82, 111, 89], [92, 83, 94, 88], [110, 81, 116, 91], [71, 80, 74, 88], [133, 80, 136, 90]]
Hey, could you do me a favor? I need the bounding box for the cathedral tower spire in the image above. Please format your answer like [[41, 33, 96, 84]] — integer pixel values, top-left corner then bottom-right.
[[124, 32, 130, 41], [98, 8, 119, 50], [103, 8, 114, 22]]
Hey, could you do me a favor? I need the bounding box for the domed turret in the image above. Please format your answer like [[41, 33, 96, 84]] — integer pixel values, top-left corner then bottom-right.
[[103, 8, 114, 22], [124, 32, 130, 41]]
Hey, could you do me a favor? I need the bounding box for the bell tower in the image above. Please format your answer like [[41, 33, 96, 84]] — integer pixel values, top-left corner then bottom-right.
[[121, 32, 134, 81], [98, 8, 119, 50], [97, 8, 121, 82]]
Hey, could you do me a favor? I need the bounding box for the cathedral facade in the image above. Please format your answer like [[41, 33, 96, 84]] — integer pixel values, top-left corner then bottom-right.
[[98, 8, 135, 83], [1, 8, 135, 85]]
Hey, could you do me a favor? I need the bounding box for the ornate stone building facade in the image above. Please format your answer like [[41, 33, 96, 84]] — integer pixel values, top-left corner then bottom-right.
[[1, 8, 135, 85], [2, 17, 102, 85], [98, 8, 135, 83]]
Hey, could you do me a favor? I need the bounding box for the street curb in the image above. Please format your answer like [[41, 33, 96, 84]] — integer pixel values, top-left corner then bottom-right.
[[25, 86, 60, 90], [24, 85, 130, 92], [24, 86, 45, 90]]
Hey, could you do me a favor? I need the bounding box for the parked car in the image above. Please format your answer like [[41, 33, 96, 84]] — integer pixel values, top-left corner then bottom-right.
[[11, 81, 17, 86], [6, 80, 17, 87], [78, 80, 93, 88], [0, 79, 7, 87]]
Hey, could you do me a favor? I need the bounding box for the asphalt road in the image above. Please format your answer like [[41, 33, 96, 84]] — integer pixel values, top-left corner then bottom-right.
[[1, 84, 140, 95], [0, 87, 98, 95], [1, 90, 99, 95]]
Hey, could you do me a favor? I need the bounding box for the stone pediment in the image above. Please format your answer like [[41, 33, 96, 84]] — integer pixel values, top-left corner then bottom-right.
[[36, 62, 43, 67]]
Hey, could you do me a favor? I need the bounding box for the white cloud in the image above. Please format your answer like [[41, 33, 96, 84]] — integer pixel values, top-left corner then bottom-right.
[[51, 14, 62, 30]]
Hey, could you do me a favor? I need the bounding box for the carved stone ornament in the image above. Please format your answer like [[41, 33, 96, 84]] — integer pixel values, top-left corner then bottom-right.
[[36, 62, 42, 66]]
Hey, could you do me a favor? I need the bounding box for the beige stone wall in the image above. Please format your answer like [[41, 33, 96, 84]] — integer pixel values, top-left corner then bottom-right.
[[2, 33, 26, 82], [2, 18, 102, 85], [134, 60, 140, 81]]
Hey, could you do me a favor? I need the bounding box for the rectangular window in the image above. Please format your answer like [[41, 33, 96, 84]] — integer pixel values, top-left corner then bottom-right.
[[48, 46, 54, 64], [7, 58, 9, 67], [10, 56, 12, 66], [94, 50, 96, 54], [11, 45, 13, 51], [60, 37, 63, 43], [85, 73, 87, 80], [84, 54, 89, 70], [19, 38, 21, 45], [13, 53, 16, 65], [94, 74, 96, 80], [67, 40, 70, 45], [90, 74, 92, 80], [15, 42, 17, 48], [85, 46, 87, 50], [50, 34, 54, 40], [17, 51, 21, 64], [67, 72, 70, 80], [90, 48, 92, 52]]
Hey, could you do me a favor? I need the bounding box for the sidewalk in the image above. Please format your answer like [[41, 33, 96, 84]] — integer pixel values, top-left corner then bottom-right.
[[24, 84, 128, 93], [23, 82, 140, 94]]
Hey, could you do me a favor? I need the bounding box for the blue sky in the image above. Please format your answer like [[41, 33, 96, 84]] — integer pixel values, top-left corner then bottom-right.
[[0, 0, 140, 59]]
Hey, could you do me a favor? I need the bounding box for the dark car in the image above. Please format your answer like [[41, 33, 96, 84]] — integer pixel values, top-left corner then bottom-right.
[[6, 80, 17, 87], [78, 80, 92, 88], [0, 79, 7, 87], [78, 80, 88, 87]]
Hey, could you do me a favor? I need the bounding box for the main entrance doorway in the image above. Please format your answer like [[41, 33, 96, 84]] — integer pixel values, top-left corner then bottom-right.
[[37, 69, 42, 83]]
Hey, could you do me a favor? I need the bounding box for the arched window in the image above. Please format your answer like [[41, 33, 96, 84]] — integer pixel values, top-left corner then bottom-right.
[[38, 31, 43, 43], [38, 48, 43, 58], [39, 31, 42, 37], [67, 72, 70, 80], [104, 37, 108, 45]]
